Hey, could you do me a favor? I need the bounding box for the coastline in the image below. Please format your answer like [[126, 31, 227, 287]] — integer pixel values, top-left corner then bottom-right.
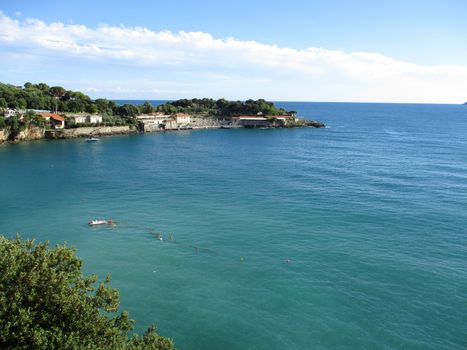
[[0, 83, 326, 144], [0, 120, 325, 144]]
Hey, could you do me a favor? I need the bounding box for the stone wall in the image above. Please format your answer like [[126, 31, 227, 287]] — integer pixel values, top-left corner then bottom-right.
[[46, 126, 136, 139], [191, 117, 223, 128]]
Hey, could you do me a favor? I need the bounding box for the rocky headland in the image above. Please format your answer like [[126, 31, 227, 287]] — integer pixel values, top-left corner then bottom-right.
[[0, 82, 325, 144]]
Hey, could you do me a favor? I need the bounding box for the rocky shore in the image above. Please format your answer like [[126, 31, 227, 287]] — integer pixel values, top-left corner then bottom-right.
[[45, 126, 137, 139], [0, 118, 325, 144], [0, 126, 45, 143]]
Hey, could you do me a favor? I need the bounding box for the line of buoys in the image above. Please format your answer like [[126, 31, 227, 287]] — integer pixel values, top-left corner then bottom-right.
[[114, 222, 294, 265]]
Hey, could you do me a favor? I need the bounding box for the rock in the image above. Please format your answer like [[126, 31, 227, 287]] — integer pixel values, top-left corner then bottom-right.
[[0, 126, 45, 143], [304, 119, 326, 128], [0, 129, 7, 143]]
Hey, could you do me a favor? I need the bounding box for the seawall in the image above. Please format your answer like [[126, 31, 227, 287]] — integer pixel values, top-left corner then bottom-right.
[[45, 126, 136, 139]]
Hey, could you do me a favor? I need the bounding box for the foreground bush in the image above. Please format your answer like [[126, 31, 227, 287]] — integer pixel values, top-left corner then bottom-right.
[[0, 235, 175, 350]]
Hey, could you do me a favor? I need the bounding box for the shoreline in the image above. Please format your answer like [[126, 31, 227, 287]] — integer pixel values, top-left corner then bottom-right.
[[0, 122, 325, 144]]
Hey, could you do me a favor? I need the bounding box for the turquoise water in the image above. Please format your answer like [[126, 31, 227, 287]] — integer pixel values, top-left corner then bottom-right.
[[1, 102, 467, 350]]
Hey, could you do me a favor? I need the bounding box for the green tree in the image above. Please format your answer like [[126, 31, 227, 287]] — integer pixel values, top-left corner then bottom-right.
[[0, 235, 176, 350], [115, 104, 139, 118], [95, 99, 117, 115], [156, 104, 178, 115], [140, 101, 154, 114], [86, 103, 98, 114], [37, 83, 50, 92], [22, 110, 37, 123], [5, 115, 24, 139], [0, 97, 7, 110], [15, 97, 27, 110], [66, 99, 85, 112], [49, 86, 66, 99], [31, 114, 46, 128]]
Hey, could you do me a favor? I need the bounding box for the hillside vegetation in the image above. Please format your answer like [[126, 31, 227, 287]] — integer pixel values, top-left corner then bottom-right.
[[0, 82, 295, 118]]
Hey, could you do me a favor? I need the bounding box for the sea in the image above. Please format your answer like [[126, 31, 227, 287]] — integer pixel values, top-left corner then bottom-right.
[[1, 102, 466, 350]]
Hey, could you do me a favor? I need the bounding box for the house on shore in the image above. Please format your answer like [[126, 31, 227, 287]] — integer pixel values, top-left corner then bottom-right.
[[4, 108, 17, 118], [72, 115, 87, 124], [173, 113, 192, 125], [38, 112, 65, 129], [231, 115, 300, 127], [88, 115, 103, 124], [136, 113, 179, 131], [273, 115, 299, 125], [163, 117, 178, 130], [69, 115, 103, 124], [233, 116, 271, 128], [137, 113, 192, 131], [136, 113, 171, 131]]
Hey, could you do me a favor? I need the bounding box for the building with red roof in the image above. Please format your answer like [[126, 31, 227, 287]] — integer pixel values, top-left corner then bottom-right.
[[38, 112, 65, 129]]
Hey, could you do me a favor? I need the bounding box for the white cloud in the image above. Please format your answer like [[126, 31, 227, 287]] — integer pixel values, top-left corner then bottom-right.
[[0, 12, 466, 102]]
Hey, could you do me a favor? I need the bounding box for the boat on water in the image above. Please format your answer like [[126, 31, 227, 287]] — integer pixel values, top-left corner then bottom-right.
[[86, 137, 100, 142], [88, 219, 113, 226]]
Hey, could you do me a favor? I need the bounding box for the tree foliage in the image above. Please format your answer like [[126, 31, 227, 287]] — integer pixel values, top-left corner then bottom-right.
[[141, 101, 154, 114], [4, 115, 25, 139], [0, 235, 176, 350], [156, 98, 290, 116], [115, 104, 139, 118], [0, 83, 104, 114], [0, 81, 293, 123]]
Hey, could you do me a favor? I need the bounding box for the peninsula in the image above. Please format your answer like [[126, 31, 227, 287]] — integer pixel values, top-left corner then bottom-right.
[[0, 82, 325, 143]]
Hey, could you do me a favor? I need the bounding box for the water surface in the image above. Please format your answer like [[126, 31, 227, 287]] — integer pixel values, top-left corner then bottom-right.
[[1, 102, 466, 350]]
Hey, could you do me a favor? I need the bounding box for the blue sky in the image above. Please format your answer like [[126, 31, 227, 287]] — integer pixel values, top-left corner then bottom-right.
[[1, 0, 466, 102]]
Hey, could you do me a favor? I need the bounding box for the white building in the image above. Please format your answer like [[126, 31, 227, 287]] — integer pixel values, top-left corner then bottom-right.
[[88, 115, 102, 124], [233, 116, 270, 127], [274, 115, 298, 124], [4, 108, 16, 118], [136, 113, 173, 131], [174, 113, 192, 125], [71, 115, 87, 124], [70, 115, 103, 124]]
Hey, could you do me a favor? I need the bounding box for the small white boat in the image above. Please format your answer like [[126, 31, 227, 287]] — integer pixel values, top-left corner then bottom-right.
[[88, 219, 113, 226], [86, 137, 100, 142]]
